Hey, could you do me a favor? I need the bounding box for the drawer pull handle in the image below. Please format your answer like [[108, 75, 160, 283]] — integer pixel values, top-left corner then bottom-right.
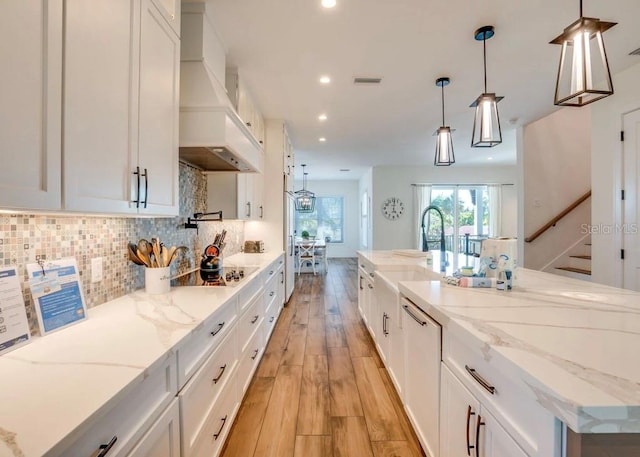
[[465, 365, 496, 395], [402, 305, 426, 326], [367, 283, 373, 289], [97, 436, 117, 457], [212, 364, 227, 384], [369, 272, 374, 278], [270, 291, 275, 297], [251, 315, 259, 324], [475, 414, 485, 457], [251, 349, 259, 360], [466, 405, 475, 455], [359, 276, 364, 290], [213, 415, 228, 440], [270, 316, 275, 322], [269, 270, 274, 275], [210, 322, 225, 337]]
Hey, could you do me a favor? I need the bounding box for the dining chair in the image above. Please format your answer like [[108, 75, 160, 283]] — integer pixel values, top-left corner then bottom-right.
[[297, 239, 316, 275], [314, 236, 330, 274]]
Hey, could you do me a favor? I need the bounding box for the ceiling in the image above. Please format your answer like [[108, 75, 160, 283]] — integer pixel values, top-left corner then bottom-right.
[[207, 0, 640, 180]]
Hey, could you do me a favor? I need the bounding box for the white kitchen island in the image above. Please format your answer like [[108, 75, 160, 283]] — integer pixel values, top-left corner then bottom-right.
[[358, 249, 640, 457]]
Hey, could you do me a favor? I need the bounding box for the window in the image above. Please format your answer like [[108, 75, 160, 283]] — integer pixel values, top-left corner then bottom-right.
[[295, 196, 344, 243]]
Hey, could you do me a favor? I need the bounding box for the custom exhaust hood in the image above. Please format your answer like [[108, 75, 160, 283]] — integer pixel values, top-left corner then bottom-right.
[[179, 3, 263, 173]]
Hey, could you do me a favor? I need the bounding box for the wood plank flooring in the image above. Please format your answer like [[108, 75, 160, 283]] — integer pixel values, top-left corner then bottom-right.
[[221, 258, 425, 457]]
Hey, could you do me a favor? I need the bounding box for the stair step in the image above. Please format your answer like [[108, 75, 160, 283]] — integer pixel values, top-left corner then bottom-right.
[[556, 266, 592, 275], [570, 255, 591, 260]]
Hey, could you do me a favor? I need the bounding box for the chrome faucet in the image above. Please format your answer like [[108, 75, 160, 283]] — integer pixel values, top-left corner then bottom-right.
[[421, 205, 447, 272]]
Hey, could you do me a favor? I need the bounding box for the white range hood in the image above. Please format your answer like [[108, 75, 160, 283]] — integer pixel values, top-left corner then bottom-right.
[[179, 3, 263, 173]]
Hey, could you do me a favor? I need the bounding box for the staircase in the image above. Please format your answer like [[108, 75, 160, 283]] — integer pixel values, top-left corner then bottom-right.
[[554, 242, 592, 281]]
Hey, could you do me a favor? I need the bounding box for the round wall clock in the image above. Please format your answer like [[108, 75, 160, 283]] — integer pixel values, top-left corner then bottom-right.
[[382, 197, 404, 220]]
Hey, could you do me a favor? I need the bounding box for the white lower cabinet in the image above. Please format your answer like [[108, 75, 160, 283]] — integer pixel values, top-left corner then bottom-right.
[[401, 297, 441, 457], [179, 328, 238, 457], [54, 354, 177, 457], [440, 365, 527, 457], [127, 398, 181, 457]]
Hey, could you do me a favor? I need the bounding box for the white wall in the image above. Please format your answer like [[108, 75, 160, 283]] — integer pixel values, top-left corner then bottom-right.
[[520, 106, 591, 270], [590, 62, 640, 287], [369, 165, 518, 250], [358, 168, 373, 250], [295, 179, 360, 258]]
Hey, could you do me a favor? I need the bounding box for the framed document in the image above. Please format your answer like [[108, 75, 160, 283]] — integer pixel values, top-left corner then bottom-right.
[[27, 258, 87, 335], [0, 266, 30, 355]]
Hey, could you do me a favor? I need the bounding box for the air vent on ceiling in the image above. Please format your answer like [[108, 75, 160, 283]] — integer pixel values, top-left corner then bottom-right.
[[630, 47, 640, 56], [354, 77, 382, 85], [339, 169, 351, 172]]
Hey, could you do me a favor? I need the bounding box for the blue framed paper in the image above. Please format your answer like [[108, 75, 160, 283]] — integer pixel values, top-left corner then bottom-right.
[[27, 258, 87, 335]]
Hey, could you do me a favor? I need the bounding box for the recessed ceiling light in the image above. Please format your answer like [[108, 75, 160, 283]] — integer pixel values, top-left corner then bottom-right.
[[318, 114, 328, 121], [488, 157, 493, 160], [319, 137, 326, 142], [319, 76, 331, 84], [321, 0, 336, 8]]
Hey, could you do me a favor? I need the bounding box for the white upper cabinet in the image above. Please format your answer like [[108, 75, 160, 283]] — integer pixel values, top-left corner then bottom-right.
[[0, 0, 62, 210], [150, 0, 180, 37], [137, 0, 180, 214], [64, 0, 179, 215]]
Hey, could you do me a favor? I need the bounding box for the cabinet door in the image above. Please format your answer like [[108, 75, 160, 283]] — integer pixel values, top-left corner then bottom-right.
[[64, 0, 137, 214], [440, 364, 481, 457], [236, 174, 253, 220], [0, 0, 62, 210], [127, 399, 180, 457], [150, 0, 180, 37], [402, 298, 440, 457], [252, 172, 265, 220], [479, 409, 529, 457], [138, 0, 180, 215]]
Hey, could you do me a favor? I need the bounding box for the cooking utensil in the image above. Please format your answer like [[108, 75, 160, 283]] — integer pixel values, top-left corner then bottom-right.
[[136, 246, 152, 267], [161, 243, 170, 267], [128, 243, 145, 266], [167, 246, 187, 266], [151, 238, 162, 267]]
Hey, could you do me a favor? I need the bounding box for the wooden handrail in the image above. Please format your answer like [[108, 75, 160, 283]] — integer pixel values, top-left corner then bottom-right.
[[525, 190, 591, 243]]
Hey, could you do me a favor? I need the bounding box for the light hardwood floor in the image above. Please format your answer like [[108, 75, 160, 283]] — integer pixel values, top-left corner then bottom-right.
[[221, 258, 425, 457]]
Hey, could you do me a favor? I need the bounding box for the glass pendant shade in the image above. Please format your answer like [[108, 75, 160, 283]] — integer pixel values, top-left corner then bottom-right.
[[470, 26, 503, 148], [470, 93, 503, 147], [434, 126, 455, 166], [434, 77, 454, 166], [550, 14, 616, 107]]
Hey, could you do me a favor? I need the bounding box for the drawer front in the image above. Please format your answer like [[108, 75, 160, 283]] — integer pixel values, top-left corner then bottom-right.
[[190, 372, 239, 457], [443, 332, 556, 456], [177, 296, 238, 388], [57, 354, 177, 457], [237, 326, 265, 396], [263, 268, 279, 309], [262, 259, 280, 285], [237, 291, 265, 353], [127, 398, 180, 457], [179, 328, 238, 457], [263, 291, 280, 341], [357, 255, 375, 276], [238, 275, 262, 312]]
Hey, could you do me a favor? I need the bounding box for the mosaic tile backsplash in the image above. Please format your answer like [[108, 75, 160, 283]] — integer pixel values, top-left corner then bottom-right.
[[0, 163, 245, 335]]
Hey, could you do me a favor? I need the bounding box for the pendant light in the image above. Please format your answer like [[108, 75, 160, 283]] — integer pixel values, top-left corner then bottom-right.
[[434, 77, 455, 166], [550, 0, 616, 107], [470, 25, 503, 148], [294, 164, 316, 213]]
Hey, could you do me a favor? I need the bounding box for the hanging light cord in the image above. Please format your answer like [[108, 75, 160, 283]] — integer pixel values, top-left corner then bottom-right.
[[483, 35, 488, 93], [579, 0, 583, 17], [440, 82, 445, 126]]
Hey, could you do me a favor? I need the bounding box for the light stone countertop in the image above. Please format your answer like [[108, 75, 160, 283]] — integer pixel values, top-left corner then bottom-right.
[[0, 251, 282, 457], [359, 249, 640, 434]]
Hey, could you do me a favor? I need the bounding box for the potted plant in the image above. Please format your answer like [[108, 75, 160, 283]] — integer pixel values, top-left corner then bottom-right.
[[301, 230, 310, 240]]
